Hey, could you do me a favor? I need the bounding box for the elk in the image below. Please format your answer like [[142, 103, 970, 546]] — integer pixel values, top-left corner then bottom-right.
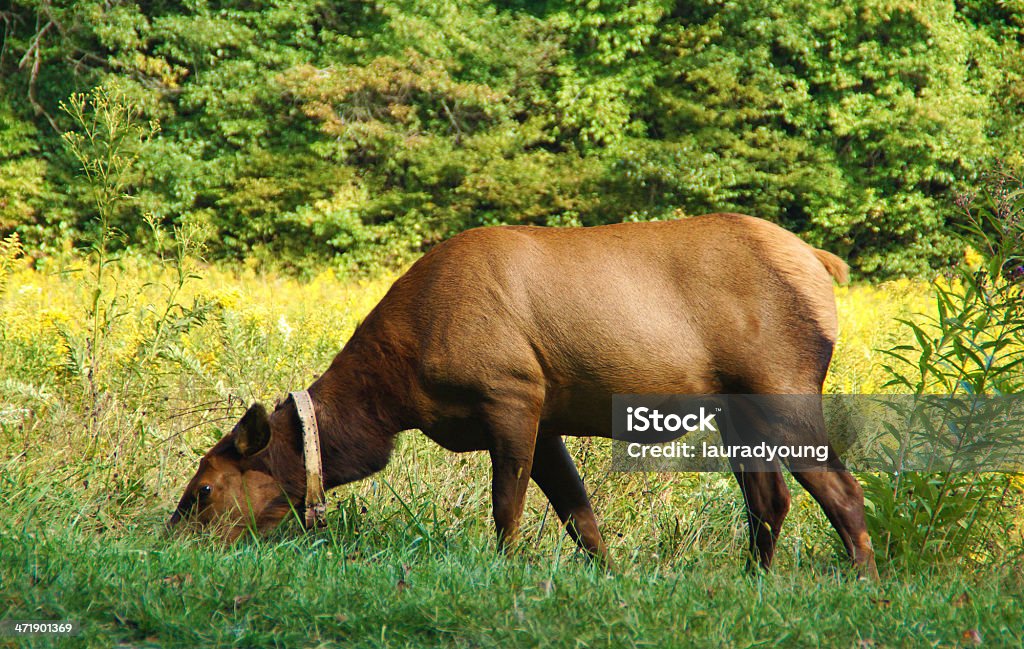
[[169, 213, 878, 579]]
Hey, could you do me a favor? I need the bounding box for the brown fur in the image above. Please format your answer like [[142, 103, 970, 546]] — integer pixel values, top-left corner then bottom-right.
[[170, 213, 877, 578]]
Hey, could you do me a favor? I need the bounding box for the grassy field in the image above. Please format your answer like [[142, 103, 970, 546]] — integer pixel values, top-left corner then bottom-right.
[[1, 249, 1022, 648]]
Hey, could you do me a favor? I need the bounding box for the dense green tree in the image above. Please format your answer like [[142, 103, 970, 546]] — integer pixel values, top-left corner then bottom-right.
[[625, 0, 1003, 274], [0, 0, 1020, 276], [0, 97, 47, 231]]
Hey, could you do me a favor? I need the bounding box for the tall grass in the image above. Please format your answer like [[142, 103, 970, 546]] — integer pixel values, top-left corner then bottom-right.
[[2, 233, 1017, 555]]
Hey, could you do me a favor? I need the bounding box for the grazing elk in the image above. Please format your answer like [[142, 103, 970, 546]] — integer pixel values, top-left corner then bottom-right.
[[169, 213, 878, 579]]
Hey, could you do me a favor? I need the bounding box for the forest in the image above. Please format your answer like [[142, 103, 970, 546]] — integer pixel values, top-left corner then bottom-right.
[[2, 0, 1023, 275]]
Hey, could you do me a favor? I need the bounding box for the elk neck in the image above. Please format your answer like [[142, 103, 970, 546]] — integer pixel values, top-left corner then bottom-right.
[[302, 318, 417, 490]]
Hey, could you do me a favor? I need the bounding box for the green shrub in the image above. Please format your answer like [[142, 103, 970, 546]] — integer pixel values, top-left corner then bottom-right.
[[863, 169, 1024, 568]]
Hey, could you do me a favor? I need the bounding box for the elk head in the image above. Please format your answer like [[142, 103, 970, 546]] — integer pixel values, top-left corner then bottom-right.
[[168, 402, 303, 541]]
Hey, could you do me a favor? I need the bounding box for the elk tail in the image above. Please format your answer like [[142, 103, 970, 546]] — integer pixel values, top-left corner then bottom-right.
[[813, 248, 850, 285]]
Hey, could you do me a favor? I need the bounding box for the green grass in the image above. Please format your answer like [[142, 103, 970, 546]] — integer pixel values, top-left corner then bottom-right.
[[3, 499, 1022, 649], [2, 433, 1023, 648]]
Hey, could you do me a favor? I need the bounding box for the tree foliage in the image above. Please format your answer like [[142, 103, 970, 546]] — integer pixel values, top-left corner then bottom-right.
[[1, 0, 1021, 275]]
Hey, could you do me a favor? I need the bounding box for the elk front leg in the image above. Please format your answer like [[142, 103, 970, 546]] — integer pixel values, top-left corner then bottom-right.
[[531, 435, 611, 566], [486, 402, 541, 553]]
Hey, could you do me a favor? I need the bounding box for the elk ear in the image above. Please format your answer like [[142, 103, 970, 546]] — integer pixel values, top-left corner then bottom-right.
[[234, 402, 272, 457]]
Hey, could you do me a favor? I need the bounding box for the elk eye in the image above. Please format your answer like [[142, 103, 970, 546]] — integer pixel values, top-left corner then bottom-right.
[[198, 485, 212, 499]]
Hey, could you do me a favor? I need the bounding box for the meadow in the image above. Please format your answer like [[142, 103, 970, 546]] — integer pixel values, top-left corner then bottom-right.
[[1, 239, 1022, 648]]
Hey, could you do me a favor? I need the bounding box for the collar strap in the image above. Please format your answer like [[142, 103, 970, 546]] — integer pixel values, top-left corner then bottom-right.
[[290, 390, 326, 529]]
